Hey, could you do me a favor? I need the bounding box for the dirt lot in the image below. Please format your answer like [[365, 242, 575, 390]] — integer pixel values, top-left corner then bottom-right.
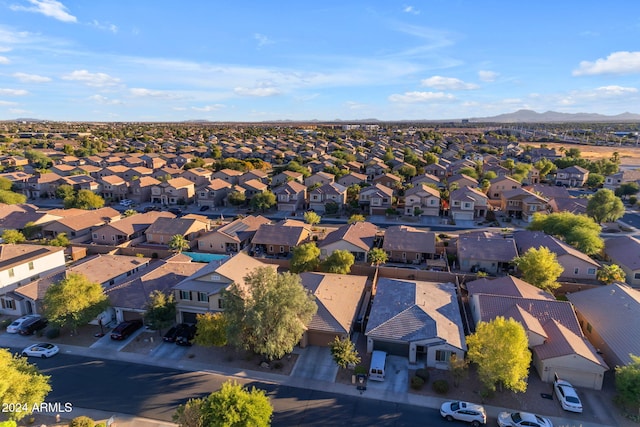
[[527, 142, 640, 167]]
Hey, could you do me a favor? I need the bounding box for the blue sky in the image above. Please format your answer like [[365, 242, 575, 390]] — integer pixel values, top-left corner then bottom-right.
[[0, 0, 639, 122]]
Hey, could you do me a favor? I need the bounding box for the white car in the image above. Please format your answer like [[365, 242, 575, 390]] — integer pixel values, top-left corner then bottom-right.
[[554, 378, 583, 413], [497, 412, 553, 427], [120, 199, 133, 206], [21, 343, 59, 358], [6, 315, 40, 334], [440, 401, 486, 426]]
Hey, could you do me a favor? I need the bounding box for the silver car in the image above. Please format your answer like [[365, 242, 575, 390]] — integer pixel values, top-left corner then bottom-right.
[[554, 378, 583, 413], [6, 315, 39, 334], [497, 412, 553, 427], [440, 401, 486, 426]]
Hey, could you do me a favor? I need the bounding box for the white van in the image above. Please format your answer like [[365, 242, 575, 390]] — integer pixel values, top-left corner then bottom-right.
[[369, 350, 387, 381]]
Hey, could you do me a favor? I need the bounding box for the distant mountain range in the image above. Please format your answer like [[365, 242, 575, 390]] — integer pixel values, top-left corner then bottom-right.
[[469, 109, 640, 123]]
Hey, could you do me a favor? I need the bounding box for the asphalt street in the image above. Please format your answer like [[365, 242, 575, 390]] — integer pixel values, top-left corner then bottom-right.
[[24, 351, 452, 427]]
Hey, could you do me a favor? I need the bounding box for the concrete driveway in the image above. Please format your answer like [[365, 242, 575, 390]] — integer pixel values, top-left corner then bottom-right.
[[290, 346, 338, 382], [366, 355, 411, 394]]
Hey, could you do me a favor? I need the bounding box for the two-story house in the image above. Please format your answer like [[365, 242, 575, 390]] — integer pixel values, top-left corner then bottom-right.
[[91, 211, 175, 245], [129, 176, 161, 203], [99, 175, 129, 202], [251, 219, 310, 256], [488, 176, 521, 200], [196, 178, 233, 208], [555, 165, 589, 187], [308, 182, 347, 213], [403, 183, 440, 217], [150, 177, 195, 205], [273, 181, 307, 212], [500, 187, 548, 222], [359, 183, 394, 215], [448, 186, 488, 221], [197, 215, 271, 254], [145, 216, 210, 247], [181, 167, 213, 188], [382, 225, 437, 264]]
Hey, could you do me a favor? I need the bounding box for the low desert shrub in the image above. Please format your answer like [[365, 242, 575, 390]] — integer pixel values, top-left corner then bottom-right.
[[45, 327, 60, 339], [432, 379, 449, 394], [415, 368, 430, 382], [68, 416, 95, 427], [410, 376, 425, 390], [354, 365, 367, 375]]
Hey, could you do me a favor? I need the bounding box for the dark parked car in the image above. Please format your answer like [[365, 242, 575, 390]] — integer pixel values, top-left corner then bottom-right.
[[110, 319, 143, 340], [199, 205, 210, 212], [175, 324, 196, 346], [163, 324, 189, 343], [18, 317, 48, 336], [168, 207, 183, 216]]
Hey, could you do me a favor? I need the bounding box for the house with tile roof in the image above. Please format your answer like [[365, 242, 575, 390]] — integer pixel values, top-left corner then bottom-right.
[[318, 221, 378, 262], [0, 244, 66, 316], [603, 235, 640, 287], [181, 167, 213, 187], [488, 176, 521, 200], [150, 177, 195, 205], [603, 169, 640, 191], [403, 183, 440, 217], [359, 183, 394, 215], [555, 165, 589, 187], [196, 178, 233, 208], [173, 252, 274, 323], [308, 182, 347, 214], [0, 203, 60, 234], [468, 278, 608, 389], [365, 278, 466, 367], [567, 283, 640, 369], [91, 211, 175, 245], [145, 216, 210, 247], [41, 207, 121, 241], [129, 176, 161, 203], [99, 174, 129, 202], [449, 186, 488, 221], [66, 254, 151, 288], [514, 230, 600, 281], [337, 172, 368, 188], [382, 225, 437, 265], [251, 219, 310, 256], [104, 255, 204, 324], [299, 272, 367, 347], [457, 230, 518, 274], [197, 215, 270, 254], [500, 187, 548, 222], [273, 180, 307, 212]]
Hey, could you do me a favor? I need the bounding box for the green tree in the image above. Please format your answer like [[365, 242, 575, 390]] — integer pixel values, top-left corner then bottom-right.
[[227, 191, 246, 206], [348, 214, 366, 224], [173, 397, 204, 427], [200, 380, 273, 427], [143, 290, 176, 334], [43, 273, 109, 334], [55, 184, 75, 200], [367, 247, 388, 266], [528, 212, 603, 255], [290, 242, 320, 273], [585, 173, 604, 188], [397, 164, 417, 181], [587, 189, 625, 224], [615, 182, 640, 199], [0, 190, 27, 204], [64, 189, 105, 209], [513, 246, 563, 293], [223, 267, 317, 360], [466, 316, 531, 393], [68, 416, 96, 427], [448, 353, 469, 387], [0, 176, 12, 191], [303, 211, 321, 226], [123, 209, 138, 217], [615, 354, 640, 411], [533, 158, 556, 178], [423, 152, 438, 165], [0, 349, 51, 421], [250, 191, 276, 212], [194, 312, 228, 347], [597, 264, 626, 285], [322, 249, 355, 274], [1, 229, 25, 244], [329, 336, 361, 369], [457, 167, 478, 180], [169, 234, 190, 253], [48, 232, 70, 247]]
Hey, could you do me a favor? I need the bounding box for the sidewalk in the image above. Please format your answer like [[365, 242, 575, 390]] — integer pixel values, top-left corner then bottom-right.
[[0, 334, 621, 427]]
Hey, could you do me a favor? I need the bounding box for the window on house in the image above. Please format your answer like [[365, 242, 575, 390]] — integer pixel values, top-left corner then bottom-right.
[[8, 268, 14, 278], [212, 275, 221, 281], [634, 272, 640, 280], [218, 299, 224, 309], [586, 323, 592, 333], [269, 245, 273, 252], [587, 268, 596, 275], [1, 298, 15, 310], [197, 292, 208, 303], [435, 350, 452, 362], [109, 280, 115, 286], [574, 268, 579, 275], [93, 233, 98, 239], [28, 261, 34, 270], [280, 246, 285, 253], [180, 290, 191, 300]]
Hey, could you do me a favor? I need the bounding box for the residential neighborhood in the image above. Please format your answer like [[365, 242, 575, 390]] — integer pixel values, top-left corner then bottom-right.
[[1, 121, 639, 427]]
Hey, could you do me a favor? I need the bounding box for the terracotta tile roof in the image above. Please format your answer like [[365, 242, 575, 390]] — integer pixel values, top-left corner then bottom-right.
[[319, 221, 378, 252], [67, 254, 151, 286], [252, 222, 309, 247], [604, 235, 640, 270], [457, 231, 518, 262], [0, 244, 64, 270], [514, 231, 599, 267], [534, 319, 608, 368], [382, 225, 436, 253], [466, 276, 556, 301]]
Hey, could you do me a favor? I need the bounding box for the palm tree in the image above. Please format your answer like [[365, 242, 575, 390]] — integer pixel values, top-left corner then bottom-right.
[[168, 234, 189, 253]]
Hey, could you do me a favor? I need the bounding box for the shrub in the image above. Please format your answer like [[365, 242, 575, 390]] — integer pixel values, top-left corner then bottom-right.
[[68, 416, 95, 427], [354, 365, 367, 375], [410, 375, 425, 390], [94, 423, 107, 427], [0, 318, 11, 329], [415, 368, 430, 382], [432, 379, 450, 394], [46, 327, 60, 339], [273, 361, 283, 370]]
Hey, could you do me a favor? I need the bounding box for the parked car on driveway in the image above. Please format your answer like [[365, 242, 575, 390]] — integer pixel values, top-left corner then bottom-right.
[[497, 412, 553, 427], [163, 324, 189, 343], [199, 205, 210, 211], [110, 319, 143, 340], [22, 343, 59, 358], [440, 401, 486, 426], [553, 378, 583, 413], [17, 316, 48, 336], [175, 324, 196, 346], [6, 315, 40, 334]]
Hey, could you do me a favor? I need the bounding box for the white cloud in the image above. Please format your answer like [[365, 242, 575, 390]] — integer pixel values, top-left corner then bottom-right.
[[403, 5, 420, 15], [191, 105, 225, 112], [0, 100, 18, 106], [9, 108, 29, 114], [88, 94, 122, 105], [0, 56, 9, 64], [129, 88, 183, 99], [388, 91, 454, 103], [478, 70, 498, 82], [13, 72, 51, 83], [595, 85, 638, 95], [421, 76, 478, 90], [254, 33, 273, 48], [234, 86, 280, 97], [0, 88, 28, 96], [62, 70, 120, 87], [10, 0, 77, 23], [573, 51, 640, 76], [90, 20, 118, 33]]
